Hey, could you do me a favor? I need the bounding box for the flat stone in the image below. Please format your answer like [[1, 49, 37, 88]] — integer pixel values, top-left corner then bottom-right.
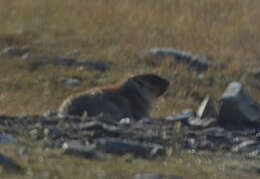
[[232, 140, 260, 153], [78, 121, 118, 132], [144, 48, 215, 72], [63, 140, 104, 160], [199, 127, 230, 138], [96, 138, 165, 157], [187, 117, 217, 128], [166, 109, 194, 122]]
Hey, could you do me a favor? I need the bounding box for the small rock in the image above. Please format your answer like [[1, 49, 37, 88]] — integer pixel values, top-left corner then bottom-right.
[[166, 109, 194, 122], [219, 82, 260, 127], [63, 140, 104, 160], [199, 127, 233, 142], [232, 140, 260, 153], [1, 46, 29, 57], [21, 53, 29, 60], [185, 138, 198, 150], [29, 129, 42, 140], [78, 121, 118, 132], [134, 173, 165, 179], [136, 117, 153, 124], [96, 138, 165, 157], [187, 117, 217, 128], [119, 118, 135, 125], [57, 77, 82, 86], [197, 96, 217, 118], [42, 110, 58, 117], [199, 127, 225, 136], [84, 60, 110, 72]]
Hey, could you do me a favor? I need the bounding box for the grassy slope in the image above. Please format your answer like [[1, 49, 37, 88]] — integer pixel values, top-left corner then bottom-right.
[[0, 0, 260, 178]]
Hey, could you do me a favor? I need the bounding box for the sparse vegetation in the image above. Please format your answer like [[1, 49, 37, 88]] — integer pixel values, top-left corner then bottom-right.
[[1, 0, 260, 178]]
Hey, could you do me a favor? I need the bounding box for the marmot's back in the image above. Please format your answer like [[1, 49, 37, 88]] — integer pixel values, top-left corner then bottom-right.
[[58, 74, 169, 120]]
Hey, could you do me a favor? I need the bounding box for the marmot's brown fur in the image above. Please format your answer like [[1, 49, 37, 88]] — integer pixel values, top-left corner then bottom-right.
[[58, 74, 169, 120]]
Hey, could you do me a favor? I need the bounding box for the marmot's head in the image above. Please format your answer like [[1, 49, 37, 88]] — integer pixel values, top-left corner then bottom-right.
[[131, 74, 169, 98]]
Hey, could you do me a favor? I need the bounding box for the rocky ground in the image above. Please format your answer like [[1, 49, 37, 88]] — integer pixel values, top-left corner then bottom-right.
[[1, 67, 260, 178], [1, 1, 260, 177]]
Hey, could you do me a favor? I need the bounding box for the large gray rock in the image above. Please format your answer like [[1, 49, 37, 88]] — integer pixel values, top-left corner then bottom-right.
[[219, 82, 260, 126]]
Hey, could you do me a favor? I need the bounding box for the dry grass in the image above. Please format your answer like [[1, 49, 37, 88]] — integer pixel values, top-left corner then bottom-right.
[[1, 0, 260, 116], [1, 142, 260, 179], [0, 0, 260, 178]]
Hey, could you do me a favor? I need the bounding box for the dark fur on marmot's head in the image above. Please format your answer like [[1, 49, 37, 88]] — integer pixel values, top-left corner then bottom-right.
[[130, 74, 169, 97]]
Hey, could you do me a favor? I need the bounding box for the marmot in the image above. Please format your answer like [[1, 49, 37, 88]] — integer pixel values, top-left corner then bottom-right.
[[58, 74, 169, 120]]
